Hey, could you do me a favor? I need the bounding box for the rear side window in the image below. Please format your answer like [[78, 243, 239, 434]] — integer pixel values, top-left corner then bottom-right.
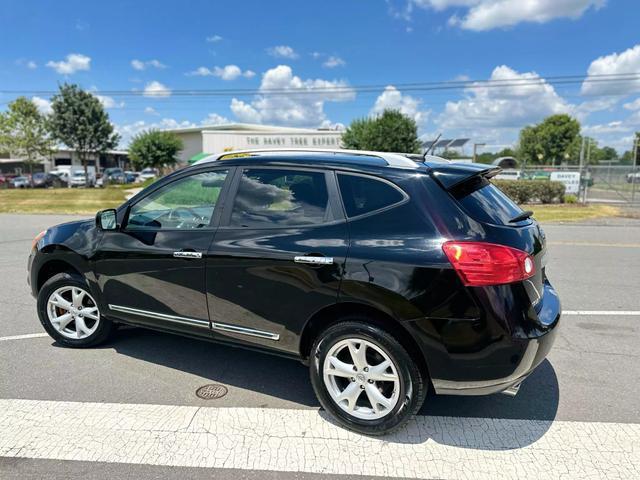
[[230, 168, 331, 228], [338, 174, 405, 218], [455, 176, 525, 225]]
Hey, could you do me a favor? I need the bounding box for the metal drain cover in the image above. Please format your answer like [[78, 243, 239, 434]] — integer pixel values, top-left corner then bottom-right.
[[196, 384, 228, 400]]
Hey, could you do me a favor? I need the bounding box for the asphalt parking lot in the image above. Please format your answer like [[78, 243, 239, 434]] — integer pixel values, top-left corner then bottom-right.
[[1, 213, 639, 479]]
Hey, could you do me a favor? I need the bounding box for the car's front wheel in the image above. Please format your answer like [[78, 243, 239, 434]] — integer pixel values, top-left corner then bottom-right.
[[310, 319, 427, 435], [37, 272, 113, 347]]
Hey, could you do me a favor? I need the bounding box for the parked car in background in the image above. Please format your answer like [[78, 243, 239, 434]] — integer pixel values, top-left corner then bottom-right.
[[32, 172, 63, 188], [626, 171, 640, 183], [494, 169, 522, 181], [138, 167, 159, 182], [125, 171, 139, 183], [49, 170, 70, 186], [69, 170, 96, 188], [0, 174, 10, 188], [28, 148, 560, 435], [11, 176, 31, 188]]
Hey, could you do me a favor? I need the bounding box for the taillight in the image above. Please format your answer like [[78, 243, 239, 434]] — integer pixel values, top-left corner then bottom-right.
[[442, 241, 535, 286]]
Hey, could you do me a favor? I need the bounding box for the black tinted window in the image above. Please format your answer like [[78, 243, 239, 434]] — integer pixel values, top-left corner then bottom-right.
[[230, 169, 330, 227], [456, 177, 525, 225], [338, 174, 405, 217]]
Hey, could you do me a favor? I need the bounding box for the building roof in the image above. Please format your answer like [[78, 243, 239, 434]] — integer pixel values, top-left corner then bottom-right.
[[164, 122, 343, 135]]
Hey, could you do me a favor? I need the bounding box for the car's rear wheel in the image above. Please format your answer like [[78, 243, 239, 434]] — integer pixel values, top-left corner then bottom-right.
[[310, 319, 427, 435], [37, 272, 113, 347]]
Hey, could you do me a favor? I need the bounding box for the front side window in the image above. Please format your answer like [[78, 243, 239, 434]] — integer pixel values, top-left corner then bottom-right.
[[127, 170, 228, 230], [338, 173, 405, 218], [230, 168, 331, 227]]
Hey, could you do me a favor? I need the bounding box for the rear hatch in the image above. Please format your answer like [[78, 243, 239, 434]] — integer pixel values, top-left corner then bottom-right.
[[430, 163, 547, 307]]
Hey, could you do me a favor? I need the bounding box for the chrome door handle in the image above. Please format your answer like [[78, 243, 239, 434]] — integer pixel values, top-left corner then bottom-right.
[[294, 255, 333, 265], [173, 251, 202, 259]]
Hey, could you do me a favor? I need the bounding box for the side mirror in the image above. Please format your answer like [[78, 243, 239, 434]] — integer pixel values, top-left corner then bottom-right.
[[96, 209, 118, 231]]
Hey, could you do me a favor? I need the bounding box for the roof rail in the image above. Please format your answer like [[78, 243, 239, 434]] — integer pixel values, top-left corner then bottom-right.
[[193, 148, 422, 169]]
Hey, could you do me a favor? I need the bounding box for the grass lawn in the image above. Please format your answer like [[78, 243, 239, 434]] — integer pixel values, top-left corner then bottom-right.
[[525, 204, 620, 223], [0, 187, 129, 214]]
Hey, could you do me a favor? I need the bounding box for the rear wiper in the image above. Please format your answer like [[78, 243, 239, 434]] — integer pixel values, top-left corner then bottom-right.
[[509, 210, 534, 223]]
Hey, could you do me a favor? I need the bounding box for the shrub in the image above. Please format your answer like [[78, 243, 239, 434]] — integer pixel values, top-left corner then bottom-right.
[[493, 180, 566, 204], [565, 194, 578, 204]]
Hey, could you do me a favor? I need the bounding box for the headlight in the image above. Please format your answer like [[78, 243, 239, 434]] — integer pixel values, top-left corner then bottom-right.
[[32, 230, 47, 251]]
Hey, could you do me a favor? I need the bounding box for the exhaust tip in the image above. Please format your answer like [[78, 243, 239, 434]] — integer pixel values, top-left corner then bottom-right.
[[501, 382, 522, 397]]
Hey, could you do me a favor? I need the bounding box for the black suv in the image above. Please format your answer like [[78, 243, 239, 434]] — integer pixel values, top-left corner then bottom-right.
[[28, 149, 560, 435]]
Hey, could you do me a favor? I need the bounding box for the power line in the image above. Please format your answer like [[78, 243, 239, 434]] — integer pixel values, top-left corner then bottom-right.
[[1, 72, 638, 98]]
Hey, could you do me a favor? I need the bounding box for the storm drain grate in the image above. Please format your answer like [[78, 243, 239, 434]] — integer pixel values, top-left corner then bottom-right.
[[196, 384, 228, 400]]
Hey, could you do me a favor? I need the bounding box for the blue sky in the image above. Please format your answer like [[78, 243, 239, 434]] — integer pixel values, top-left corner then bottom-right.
[[1, 0, 639, 153]]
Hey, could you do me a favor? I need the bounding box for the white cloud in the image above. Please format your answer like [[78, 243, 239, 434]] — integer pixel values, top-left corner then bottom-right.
[[624, 97, 640, 111], [582, 44, 640, 96], [267, 45, 299, 59], [143, 81, 171, 98], [206, 35, 223, 43], [187, 64, 255, 80], [438, 65, 571, 132], [412, 0, 605, 31], [46, 53, 91, 74], [201, 113, 230, 125], [95, 95, 124, 109], [144, 107, 159, 115], [582, 121, 631, 135], [131, 59, 166, 71], [323, 56, 346, 68], [116, 118, 197, 146], [27, 60, 37, 69], [31, 96, 52, 115], [371, 86, 430, 125], [230, 65, 355, 127], [16, 59, 37, 69]]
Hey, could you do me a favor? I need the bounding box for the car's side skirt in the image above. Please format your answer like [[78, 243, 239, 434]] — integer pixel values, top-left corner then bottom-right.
[[107, 304, 280, 341]]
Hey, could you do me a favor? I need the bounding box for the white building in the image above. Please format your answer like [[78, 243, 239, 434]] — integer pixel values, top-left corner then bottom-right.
[[163, 123, 344, 165]]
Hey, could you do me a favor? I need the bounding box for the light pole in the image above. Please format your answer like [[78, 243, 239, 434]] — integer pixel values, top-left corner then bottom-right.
[[473, 143, 486, 163]]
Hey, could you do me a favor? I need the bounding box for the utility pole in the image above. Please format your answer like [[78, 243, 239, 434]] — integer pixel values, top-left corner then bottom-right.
[[473, 143, 485, 163], [579, 136, 586, 203], [632, 136, 639, 204]]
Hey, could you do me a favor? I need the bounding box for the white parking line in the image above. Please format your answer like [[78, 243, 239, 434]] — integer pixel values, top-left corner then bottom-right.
[[0, 399, 638, 479], [563, 311, 640, 316], [0, 332, 48, 342]]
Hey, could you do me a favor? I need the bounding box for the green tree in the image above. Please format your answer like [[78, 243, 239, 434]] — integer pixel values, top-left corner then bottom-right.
[[517, 114, 581, 165], [342, 110, 420, 153], [49, 84, 120, 185], [128, 129, 183, 170], [620, 132, 640, 165], [0, 97, 55, 177]]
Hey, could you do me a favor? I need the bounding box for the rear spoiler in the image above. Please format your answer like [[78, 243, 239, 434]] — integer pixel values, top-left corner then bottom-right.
[[428, 162, 502, 190]]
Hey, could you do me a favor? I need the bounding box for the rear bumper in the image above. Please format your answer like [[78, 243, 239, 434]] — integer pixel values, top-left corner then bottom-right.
[[410, 280, 561, 396], [431, 325, 558, 395]]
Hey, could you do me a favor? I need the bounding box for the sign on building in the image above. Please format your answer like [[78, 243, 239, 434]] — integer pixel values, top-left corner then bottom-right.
[[550, 171, 581, 195]]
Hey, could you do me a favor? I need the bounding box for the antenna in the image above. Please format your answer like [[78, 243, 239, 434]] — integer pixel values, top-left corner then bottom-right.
[[424, 133, 441, 159]]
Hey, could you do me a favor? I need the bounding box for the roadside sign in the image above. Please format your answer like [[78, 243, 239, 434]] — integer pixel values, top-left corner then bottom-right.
[[550, 171, 581, 194]]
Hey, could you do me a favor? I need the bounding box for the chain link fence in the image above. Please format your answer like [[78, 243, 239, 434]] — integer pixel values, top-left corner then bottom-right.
[[520, 163, 640, 205]]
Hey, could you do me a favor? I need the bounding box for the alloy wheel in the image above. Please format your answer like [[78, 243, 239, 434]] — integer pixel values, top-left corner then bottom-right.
[[46, 286, 100, 340], [322, 338, 400, 420]]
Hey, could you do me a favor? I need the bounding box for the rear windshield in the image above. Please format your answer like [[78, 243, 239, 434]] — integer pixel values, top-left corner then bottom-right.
[[454, 176, 526, 225]]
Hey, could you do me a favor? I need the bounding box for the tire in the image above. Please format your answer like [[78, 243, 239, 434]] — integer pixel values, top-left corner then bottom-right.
[[310, 318, 427, 435], [37, 272, 113, 348]]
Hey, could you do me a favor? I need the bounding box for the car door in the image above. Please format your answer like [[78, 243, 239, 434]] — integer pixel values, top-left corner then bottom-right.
[[93, 168, 231, 337], [206, 166, 348, 354]]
